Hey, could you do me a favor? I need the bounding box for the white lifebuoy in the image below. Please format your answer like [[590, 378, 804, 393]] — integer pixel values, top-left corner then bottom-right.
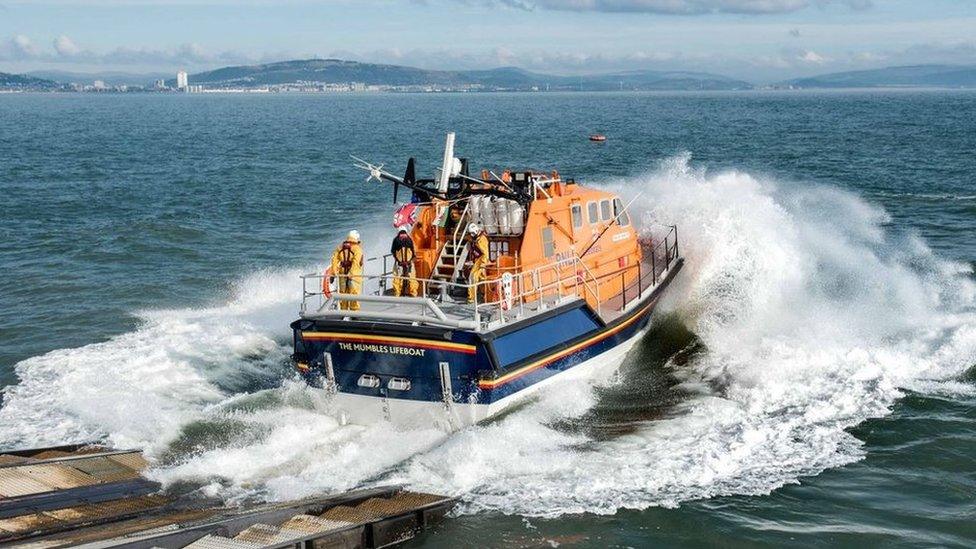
[[500, 272, 514, 311]]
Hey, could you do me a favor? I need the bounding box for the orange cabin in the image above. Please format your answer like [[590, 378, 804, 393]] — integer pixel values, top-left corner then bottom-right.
[[404, 171, 642, 312]]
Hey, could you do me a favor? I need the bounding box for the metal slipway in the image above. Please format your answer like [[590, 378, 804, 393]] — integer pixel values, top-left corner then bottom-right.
[[0, 443, 456, 548]]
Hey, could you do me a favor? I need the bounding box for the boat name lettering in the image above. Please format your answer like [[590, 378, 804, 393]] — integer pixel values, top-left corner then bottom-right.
[[338, 342, 426, 356]]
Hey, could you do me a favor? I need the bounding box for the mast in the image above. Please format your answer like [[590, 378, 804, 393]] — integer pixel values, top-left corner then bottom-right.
[[438, 132, 456, 194]]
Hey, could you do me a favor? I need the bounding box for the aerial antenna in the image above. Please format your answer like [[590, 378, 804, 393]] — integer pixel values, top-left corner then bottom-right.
[[351, 155, 389, 183], [437, 132, 456, 194], [351, 154, 448, 202]]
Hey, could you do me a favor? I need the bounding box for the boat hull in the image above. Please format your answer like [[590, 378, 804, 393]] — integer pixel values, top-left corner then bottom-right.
[[293, 258, 683, 430], [327, 325, 648, 429]]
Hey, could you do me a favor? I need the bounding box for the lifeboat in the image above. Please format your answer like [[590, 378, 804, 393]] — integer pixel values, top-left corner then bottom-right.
[[589, 133, 607, 142], [291, 132, 683, 430]]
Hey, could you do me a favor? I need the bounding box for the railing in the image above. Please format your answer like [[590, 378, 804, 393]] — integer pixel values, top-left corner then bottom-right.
[[613, 224, 680, 314], [300, 254, 601, 330], [450, 202, 470, 254], [471, 255, 601, 326], [299, 225, 679, 330]]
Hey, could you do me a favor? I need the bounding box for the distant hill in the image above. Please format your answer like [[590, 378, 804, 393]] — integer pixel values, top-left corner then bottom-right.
[[174, 58, 752, 91], [27, 70, 171, 87], [579, 69, 751, 90], [0, 72, 60, 90], [778, 64, 976, 89]]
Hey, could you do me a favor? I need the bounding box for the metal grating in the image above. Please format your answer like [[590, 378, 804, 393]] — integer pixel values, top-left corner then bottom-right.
[[355, 498, 410, 519], [387, 491, 447, 508], [68, 456, 140, 482], [234, 523, 308, 545], [0, 511, 62, 535], [318, 505, 377, 524], [278, 514, 352, 535], [184, 534, 265, 549], [0, 443, 457, 549], [41, 494, 167, 523], [0, 469, 55, 498], [18, 464, 97, 490], [105, 453, 149, 471], [27, 451, 75, 461], [0, 455, 31, 466]]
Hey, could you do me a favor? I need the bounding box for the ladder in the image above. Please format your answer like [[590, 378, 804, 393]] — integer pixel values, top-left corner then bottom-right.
[[430, 202, 470, 298]]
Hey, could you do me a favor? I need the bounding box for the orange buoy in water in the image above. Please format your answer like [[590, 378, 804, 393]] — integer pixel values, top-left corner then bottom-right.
[[589, 134, 607, 142]]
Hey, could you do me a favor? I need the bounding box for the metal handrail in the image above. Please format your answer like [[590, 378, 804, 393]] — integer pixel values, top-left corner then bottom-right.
[[300, 225, 678, 328], [450, 201, 470, 249], [470, 255, 601, 325], [301, 254, 600, 328]]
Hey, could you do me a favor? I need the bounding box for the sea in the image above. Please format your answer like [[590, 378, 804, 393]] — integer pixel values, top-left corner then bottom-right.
[[1, 90, 974, 547]]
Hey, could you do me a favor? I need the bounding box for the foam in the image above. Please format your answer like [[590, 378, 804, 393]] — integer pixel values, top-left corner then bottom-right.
[[0, 267, 303, 453], [2, 155, 974, 516], [391, 154, 976, 516]]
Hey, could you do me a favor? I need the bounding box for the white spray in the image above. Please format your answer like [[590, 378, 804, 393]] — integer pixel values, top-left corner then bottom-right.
[[1, 154, 974, 516]]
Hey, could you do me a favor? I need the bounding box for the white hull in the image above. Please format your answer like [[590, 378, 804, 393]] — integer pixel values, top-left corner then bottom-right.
[[328, 326, 649, 431]]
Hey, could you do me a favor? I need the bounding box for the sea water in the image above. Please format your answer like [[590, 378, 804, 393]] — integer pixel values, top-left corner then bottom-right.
[[1, 90, 974, 547]]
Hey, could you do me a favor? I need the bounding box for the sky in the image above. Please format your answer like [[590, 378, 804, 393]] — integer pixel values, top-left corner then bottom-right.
[[1, 0, 975, 82]]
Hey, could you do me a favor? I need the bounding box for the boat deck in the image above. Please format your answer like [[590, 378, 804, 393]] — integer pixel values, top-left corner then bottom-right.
[[303, 290, 571, 326], [301, 255, 677, 330]]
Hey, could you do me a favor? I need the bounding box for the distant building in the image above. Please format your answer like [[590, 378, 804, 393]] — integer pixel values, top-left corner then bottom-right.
[[154, 79, 166, 90], [93, 80, 106, 90], [176, 70, 188, 90]]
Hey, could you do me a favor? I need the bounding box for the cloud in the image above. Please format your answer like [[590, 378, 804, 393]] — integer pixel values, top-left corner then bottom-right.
[[8, 34, 40, 59], [473, 0, 871, 14], [4, 31, 975, 84], [0, 34, 256, 67], [53, 35, 80, 56], [798, 49, 828, 64]]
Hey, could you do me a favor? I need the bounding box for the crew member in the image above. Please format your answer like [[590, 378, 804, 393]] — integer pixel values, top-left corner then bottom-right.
[[390, 229, 418, 297], [466, 223, 490, 303], [330, 230, 364, 311]]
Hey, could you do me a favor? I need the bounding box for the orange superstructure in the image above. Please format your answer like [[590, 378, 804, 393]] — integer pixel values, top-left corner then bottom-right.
[[390, 169, 641, 312]]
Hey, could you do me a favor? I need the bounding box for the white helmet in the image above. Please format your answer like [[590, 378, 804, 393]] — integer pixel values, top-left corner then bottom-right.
[[347, 230, 361, 242], [468, 223, 480, 235]]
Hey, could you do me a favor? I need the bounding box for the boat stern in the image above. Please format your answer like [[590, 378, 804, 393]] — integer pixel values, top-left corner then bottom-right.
[[291, 319, 495, 428]]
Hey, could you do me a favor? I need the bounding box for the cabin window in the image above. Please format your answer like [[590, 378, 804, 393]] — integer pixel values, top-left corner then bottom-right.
[[489, 241, 510, 261], [587, 201, 599, 224], [600, 200, 612, 221], [541, 227, 555, 258], [571, 204, 583, 229], [613, 198, 630, 227]]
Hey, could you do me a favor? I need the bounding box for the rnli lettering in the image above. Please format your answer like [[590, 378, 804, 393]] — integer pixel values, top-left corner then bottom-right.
[[338, 342, 426, 356], [612, 232, 630, 242]]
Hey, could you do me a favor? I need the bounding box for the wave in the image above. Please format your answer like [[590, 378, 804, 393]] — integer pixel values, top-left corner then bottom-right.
[[871, 190, 976, 201], [2, 154, 974, 516], [0, 267, 301, 452], [390, 153, 976, 516]]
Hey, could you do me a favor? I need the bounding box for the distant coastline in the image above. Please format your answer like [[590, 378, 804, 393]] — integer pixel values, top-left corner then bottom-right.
[[2, 59, 975, 94]]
